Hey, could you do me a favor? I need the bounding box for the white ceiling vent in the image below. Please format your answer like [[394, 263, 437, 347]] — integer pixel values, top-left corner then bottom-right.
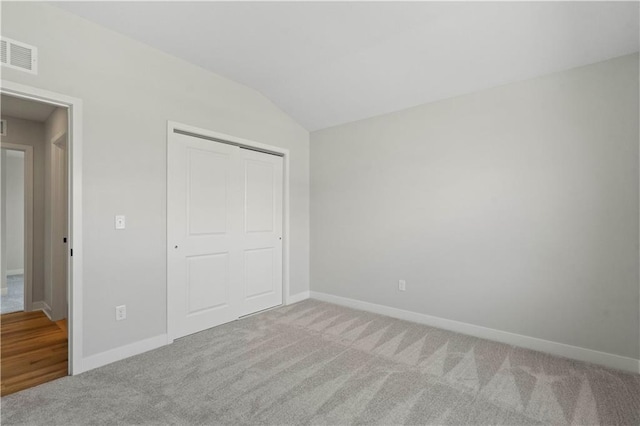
[[1, 37, 37, 74]]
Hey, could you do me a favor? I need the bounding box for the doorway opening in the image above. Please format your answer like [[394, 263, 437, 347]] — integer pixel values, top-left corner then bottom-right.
[[1, 147, 27, 314], [0, 84, 81, 394]]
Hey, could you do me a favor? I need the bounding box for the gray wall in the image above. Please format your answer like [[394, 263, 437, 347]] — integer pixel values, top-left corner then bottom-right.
[[44, 107, 68, 316], [0, 116, 46, 303], [1, 150, 6, 292], [4, 151, 25, 272], [311, 54, 640, 359], [2, 2, 310, 358]]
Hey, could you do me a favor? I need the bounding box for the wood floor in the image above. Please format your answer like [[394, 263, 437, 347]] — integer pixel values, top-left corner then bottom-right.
[[1, 311, 68, 396]]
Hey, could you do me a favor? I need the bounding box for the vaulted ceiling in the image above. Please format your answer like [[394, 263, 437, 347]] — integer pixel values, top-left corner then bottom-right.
[[55, 2, 639, 131]]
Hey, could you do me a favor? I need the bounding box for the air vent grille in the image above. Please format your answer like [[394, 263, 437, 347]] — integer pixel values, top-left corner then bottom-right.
[[0, 37, 37, 74], [1, 40, 7, 64]]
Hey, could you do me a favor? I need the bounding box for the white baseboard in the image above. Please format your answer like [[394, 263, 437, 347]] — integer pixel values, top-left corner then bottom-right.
[[32, 301, 53, 319], [310, 291, 640, 374], [288, 291, 310, 304], [79, 291, 309, 374], [81, 334, 169, 373], [7, 269, 24, 276]]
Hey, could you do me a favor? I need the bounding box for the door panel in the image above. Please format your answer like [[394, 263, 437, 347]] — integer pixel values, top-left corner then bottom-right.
[[168, 133, 241, 339], [244, 248, 274, 299], [240, 149, 283, 316], [187, 149, 229, 235], [245, 160, 275, 233], [186, 253, 229, 314]]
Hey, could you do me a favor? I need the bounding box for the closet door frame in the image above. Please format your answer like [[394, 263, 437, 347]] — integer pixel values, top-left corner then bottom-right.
[[166, 121, 291, 343]]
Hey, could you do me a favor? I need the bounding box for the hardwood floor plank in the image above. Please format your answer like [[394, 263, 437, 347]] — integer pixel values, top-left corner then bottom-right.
[[2, 323, 64, 342], [56, 319, 68, 335], [2, 343, 68, 378], [1, 317, 58, 336], [1, 330, 67, 358], [0, 311, 43, 324], [1, 311, 68, 396], [1, 361, 68, 396]]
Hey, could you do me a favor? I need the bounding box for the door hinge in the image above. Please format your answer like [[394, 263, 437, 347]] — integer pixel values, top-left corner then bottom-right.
[[70, 249, 73, 257]]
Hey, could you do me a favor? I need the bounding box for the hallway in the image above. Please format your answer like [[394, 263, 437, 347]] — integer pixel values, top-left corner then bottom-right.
[[1, 274, 24, 314]]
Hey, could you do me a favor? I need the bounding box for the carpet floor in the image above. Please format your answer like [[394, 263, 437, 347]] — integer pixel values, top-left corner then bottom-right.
[[1, 275, 24, 315], [1, 299, 639, 425]]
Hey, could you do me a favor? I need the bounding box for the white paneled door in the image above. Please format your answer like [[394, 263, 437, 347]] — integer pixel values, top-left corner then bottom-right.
[[168, 132, 283, 340], [240, 148, 283, 316]]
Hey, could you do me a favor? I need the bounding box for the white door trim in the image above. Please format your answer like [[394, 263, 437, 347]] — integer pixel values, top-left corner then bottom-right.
[[1, 80, 84, 375], [166, 121, 291, 343], [0, 143, 34, 312]]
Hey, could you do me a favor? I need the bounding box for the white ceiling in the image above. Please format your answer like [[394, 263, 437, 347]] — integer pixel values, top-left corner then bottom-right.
[[55, 2, 639, 131], [1, 95, 56, 122]]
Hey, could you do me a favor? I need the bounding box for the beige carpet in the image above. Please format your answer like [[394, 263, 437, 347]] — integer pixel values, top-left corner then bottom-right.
[[2, 299, 639, 425]]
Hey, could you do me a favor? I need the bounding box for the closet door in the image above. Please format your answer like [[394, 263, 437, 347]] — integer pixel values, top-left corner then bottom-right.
[[239, 148, 283, 316], [168, 131, 283, 340], [168, 132, 242, 339]]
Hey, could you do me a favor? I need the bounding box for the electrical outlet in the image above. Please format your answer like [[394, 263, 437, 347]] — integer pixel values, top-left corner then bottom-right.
[[115, 215, 126, 230], [116, 305, 127, 321], [399, 280, 406, 291]]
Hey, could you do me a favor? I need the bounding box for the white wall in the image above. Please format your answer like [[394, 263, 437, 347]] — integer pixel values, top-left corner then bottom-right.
[[311, 54, 639, 360], [4, 150, 25, 273], [2, 3, 310, 358], [0, 116, 46, 302]]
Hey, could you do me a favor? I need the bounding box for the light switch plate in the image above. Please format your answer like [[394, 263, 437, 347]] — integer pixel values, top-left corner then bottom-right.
[[115, 215, 126, 230], [115, 305, 126, 321]]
